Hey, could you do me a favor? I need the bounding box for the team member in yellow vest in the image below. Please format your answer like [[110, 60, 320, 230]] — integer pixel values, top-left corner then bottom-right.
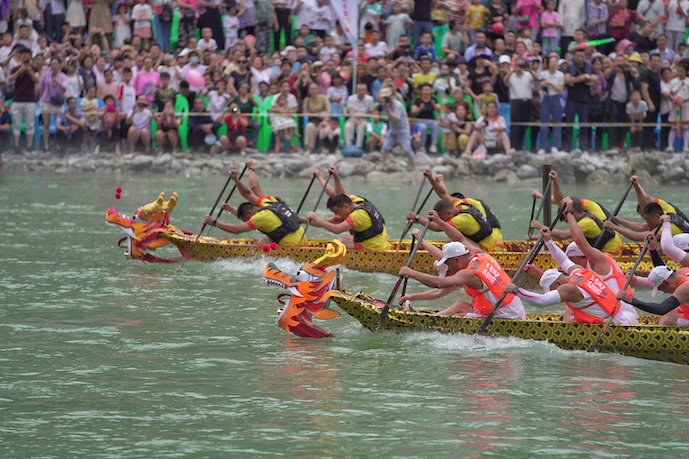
[[312, 165, 372, 208], [536, 170, 611, 222], [399, 240, 526, 318], [306, 194, 391, 250], [202, 162, 306, 246], [618, 266, 689, 326], [419, 169, 504, 248]]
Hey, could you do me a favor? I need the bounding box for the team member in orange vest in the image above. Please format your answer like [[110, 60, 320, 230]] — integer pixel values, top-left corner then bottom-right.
[[659, 214, 689, 267], [399, 232, 526, 318], [617, 266, 689, 326]]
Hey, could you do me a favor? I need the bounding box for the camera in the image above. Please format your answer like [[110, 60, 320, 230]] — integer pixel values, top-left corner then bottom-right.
[[232, 107, 239, 113], [137, 102, 146, 108], [383, 96, 392, 103]]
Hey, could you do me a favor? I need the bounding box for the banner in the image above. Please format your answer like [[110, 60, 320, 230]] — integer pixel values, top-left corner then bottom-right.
[[331, 0, 359, 56]]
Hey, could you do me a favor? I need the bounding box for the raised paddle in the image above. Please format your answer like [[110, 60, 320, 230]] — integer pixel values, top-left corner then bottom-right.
[[379, 220, 432, 329], [401, 234, 417, 297], [526, 195, 536, 242], [298, 172, 332, 246], [593, 181, 634, 248], [207, 164, 249, 235], [295, 174, 317, 215], [589, 225, 661, 351], [526, 177, 553, 243], [396, 177, 426, 249], [477, 206, 566, 336], [397, 188, 434, 250]]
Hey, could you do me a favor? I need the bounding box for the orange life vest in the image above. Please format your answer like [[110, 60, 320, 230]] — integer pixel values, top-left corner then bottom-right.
[[598, 253, 634, 296], [463, 253, 516, 315], [675, 278, 689, 320], [566, 269, 620, 324]]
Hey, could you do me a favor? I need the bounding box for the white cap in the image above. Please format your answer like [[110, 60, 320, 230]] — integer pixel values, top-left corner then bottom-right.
[[648, 265, 674, 297], [498, 54, 511, 65], [280, 45, 297, 56], [565, 242, 584, 258], [434, 242, 469, 269], [539, 269, 562, 292], [673, 233, 689, 251]]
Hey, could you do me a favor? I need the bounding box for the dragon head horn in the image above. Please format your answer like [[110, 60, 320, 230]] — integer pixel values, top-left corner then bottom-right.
[[163, 192, 179, 213], [138, 191, 180, 215], [313, 240, 347, 268]]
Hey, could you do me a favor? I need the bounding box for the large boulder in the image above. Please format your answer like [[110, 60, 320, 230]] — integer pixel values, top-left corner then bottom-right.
[[584, 169, 612, 185], [128, 155, 153, 171], [516, 164, 539, 179]]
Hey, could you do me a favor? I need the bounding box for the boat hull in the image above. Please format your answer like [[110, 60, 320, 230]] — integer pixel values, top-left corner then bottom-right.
[[160, 231, 680, 278], [331, 291, 689, 365]]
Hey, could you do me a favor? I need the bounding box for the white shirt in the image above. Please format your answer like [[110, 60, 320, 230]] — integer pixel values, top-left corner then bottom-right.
[[197, 38, 218, 51], [557, 0, 586, 37], [508, 71, 534, 100], [131, 4, 153, 29], [364, 41, 389, 58], [539, 69, 565, 97], [309, 4, 333, 30], [346, 94, 374, 115]]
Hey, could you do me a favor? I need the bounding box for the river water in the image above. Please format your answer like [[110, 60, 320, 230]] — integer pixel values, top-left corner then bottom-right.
[[2, 171, 689, 458]]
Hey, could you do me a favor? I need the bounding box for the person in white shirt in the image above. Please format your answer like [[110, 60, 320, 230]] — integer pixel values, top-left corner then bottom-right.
[[503, 57, 535, 152], [197, 27, 218, 51], [364, 30, 389, 58], [308, 0, 333, 38], [463, 101, 511, 157], [538, 55, 565, 152], [157, 54, 183, 91], [344, 83, 374, 148], [319, 35, 339, 63], [666, 0, 689, 52], [222, 6, 240, 50]]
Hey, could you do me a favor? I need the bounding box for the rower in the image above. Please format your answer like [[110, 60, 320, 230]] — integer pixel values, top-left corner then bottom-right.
[[202, 160, 306, 247], [617, 266, 689, 326], [306, 194, 391, 250], [660, 215, 689, 267], [399, 224, 526, 319], [422, 169, 504, 248], [313, 165, 380, 212], [505, 265, 637, 324]]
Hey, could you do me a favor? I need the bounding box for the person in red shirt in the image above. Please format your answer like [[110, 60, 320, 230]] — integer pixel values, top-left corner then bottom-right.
[[212, 103, 248, 155]]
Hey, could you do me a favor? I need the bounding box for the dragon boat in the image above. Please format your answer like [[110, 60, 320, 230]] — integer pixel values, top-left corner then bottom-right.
[[159, 231, 679, 277], [330, 291, 689, 365]]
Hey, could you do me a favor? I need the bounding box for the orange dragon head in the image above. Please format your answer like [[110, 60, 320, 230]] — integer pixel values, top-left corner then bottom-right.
[[263, 240, 346, 338], [106, 191, 186, 262]]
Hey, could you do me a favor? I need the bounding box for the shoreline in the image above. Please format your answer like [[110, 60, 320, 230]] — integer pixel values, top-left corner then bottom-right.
[[1, 149, 687, 186]]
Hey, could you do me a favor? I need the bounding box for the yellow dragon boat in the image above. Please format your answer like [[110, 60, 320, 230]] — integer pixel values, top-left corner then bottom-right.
[[331, 291, 689, 365], [159, 231, 679, 277]]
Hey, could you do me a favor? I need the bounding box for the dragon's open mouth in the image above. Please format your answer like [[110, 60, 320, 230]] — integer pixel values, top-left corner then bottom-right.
[[263, 263, 304, 297]]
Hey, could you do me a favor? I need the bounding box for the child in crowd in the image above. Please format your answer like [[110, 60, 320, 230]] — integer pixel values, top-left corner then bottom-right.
[[318, 117, 340, 153], [99, 94, 120, 151], [414, 32, 436, 61], [270, 93, 299, 153], [80, 85, 100, 154], [118, 68, 137, 153], [540, 0, 561, 55], [154, 72, 177, 111], [113, 3, 132, 49], [465, 0, 488, 43], [197, 27, 218, 51], [475, 79, 498, 117], [626, 89, 648, 151], [98, 69, 119, 100], [64, 59, 83, 98], [222, 6, 240, 51], [132, 0, 153, 49], [326, 72, 348, 116], [439, 102, 458, 156], [454, 101, 473, 154], [366, 108, 388, 152]]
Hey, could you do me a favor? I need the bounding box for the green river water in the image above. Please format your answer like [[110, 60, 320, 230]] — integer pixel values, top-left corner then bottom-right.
[[2, 171, 689, 458]]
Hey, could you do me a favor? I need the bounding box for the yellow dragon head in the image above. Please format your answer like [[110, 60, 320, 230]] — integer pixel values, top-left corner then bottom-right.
[[263, 240, 347, 338], [105, 192, 186, 262]]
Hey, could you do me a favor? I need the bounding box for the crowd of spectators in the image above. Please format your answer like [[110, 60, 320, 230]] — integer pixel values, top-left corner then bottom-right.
[[2, 0, 689, 161]]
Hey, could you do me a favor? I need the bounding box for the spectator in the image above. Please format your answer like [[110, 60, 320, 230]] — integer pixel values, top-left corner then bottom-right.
[[589, 56, 608, 151], [666, 0, 689, 52], [56, 96, 85, 149], [366, 107, 388, 152], [540, 0, 561, 55], [564, 49, 597, 150], [411, 83, 441, 154], [515, 0, 542, 43], [344, 82, 374, 149], [628, 20, 657, 54], [302, 82, 331, 154], [659, 67, 674, 151], [412, 56, 437, 92], [379, 87, 416, 171], [538, 55, 565, 153], [439, 101, 459, 155], [386, 2, 413, 50], [8, 48, 38, 153], [326, 72, 347, 116], [586, 0, 609, 42], [626, 89, 648, 151], [463, 101, 511, 156], [636, 0, 665, 36], [80, 85, 99, 153], [607, 0, 636, 43], [99, 94, 121, 152], [453, 100, 473, 153], [213, 103, 248, 155], [365, 30, 389, 59], [503, 56, 534, 152], [317, 117, 340, 153], [309, 0, 333, 39], [188, 96, 216, 149], [668, 64, 689, 152], [641, 53, 661, 150], [605, 54, 634, 152], [464, 31, 493, 62], [433, 63, 458, 104], [464, 0, 488, 43], [270, 92, 299, 153], [38, 57, 67, 152], [44, 0, 66, 43], [126, 94, 154, 153]]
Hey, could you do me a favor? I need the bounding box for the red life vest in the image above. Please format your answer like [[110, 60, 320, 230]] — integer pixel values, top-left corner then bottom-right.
[[566, 269, 620, 324], [597, 253, 634, 296], [463, 253, 516, 315]]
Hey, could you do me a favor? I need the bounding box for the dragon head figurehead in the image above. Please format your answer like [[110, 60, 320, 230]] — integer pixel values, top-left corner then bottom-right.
[[263, 240, 347, 338], [106, 191, 186, 262]]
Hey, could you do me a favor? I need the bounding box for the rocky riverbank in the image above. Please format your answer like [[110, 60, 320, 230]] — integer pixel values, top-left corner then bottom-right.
[[2, 148, 687, 186]]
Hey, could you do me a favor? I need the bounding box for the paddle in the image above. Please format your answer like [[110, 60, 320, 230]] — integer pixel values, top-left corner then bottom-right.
[[298, 172, 332, 246], [295, 174, 317, 215], [593, 181, 634, 248], [401, 234, 417, 297], [208, 165, 249, 234], [589, 224, 661, 351], [526, 177, 553, 244], [526, 195, 536, 244], [397, 188, 434, 250], [379, 220, 432, 329], [477, 206, 566, 336]]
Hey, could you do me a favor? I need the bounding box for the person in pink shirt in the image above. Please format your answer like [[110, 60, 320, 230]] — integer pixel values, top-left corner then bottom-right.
[[514, 0, 543, 42], [540, 0, 561, 54], [132, 57, 161, 104]]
